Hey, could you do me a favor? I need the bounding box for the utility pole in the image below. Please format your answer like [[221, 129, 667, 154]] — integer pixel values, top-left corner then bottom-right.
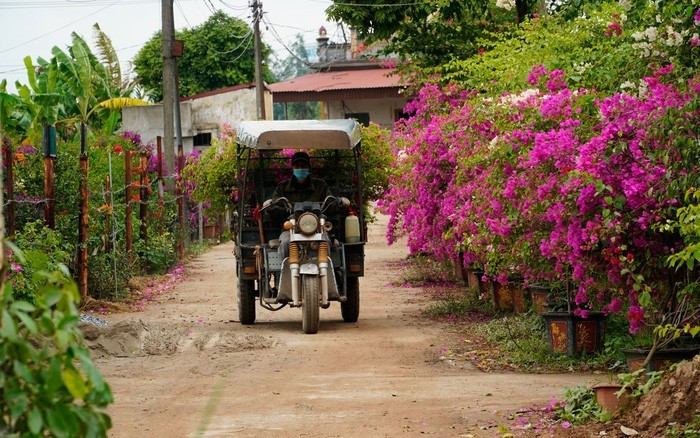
[[162, 0, 176, 192], [252, 0, 266, 120]]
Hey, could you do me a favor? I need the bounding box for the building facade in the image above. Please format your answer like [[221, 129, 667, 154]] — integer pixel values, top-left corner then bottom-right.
[[120, 83, 272, 154]]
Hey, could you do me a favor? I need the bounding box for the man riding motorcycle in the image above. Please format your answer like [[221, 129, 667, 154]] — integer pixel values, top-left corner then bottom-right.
[[262, 151, 349, 257]]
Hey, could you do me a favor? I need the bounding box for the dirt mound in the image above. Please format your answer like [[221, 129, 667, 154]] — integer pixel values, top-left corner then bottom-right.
[[189, 332, 275, 353], [625, 354, 700, 434], [81, 319, 151, 357], [80, 318, 275, 357]]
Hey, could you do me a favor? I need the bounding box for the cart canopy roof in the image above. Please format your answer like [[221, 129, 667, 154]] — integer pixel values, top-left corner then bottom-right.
[[236, 119, 362, 150]]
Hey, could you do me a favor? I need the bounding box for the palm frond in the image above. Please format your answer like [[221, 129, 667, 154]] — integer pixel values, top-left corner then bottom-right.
[[92, 23, 121, 89]]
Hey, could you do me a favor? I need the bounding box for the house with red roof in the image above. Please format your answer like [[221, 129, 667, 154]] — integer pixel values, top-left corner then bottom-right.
[[269, 27, 408, 129]]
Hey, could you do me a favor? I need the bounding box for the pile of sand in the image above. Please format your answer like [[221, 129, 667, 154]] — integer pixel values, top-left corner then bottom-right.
[[80, 318, 275, 357]]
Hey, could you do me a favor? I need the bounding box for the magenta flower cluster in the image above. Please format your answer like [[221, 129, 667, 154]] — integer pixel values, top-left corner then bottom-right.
[[379, 65, 699, 332]]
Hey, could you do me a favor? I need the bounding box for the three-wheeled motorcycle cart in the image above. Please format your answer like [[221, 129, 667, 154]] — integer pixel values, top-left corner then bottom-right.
[[234, 120, 366, 334]]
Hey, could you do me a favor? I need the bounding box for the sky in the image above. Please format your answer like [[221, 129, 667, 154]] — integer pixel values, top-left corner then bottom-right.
[[0, 0, 344, 93]]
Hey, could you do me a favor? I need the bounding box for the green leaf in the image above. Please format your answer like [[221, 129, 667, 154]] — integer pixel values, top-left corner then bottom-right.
[[1, 309, 18, 342], [639, 291, 651, 307], [47, 357, 62, 392], [57, 315, 79, 330], [61, 367, 89, 399], [43, 289, 63, 307], [28, 407, 43, 434], [14, 310, 39, 334], [10, 301, 36, 313]]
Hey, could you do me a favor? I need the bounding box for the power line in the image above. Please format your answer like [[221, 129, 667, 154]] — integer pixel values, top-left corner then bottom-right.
[[0, 1, 119, 55], [206, 31, 253, 55], [0, 0, 197, 9], [218, 0, 247, 11], [221, 34, 253, 63], [306, 0, 433, 6], [263, 16, 335, 70], [175, 0, 193, 28]]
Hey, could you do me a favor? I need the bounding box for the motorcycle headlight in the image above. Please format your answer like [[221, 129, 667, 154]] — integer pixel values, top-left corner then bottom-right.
[[298, 212, 319, 235]]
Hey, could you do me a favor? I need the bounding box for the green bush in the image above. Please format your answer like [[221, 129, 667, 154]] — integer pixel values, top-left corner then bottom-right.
[[555, 385, 610, 425], [0, 260, 113, 437], [86, 250, 133, 301], [425, 289, 493, 317], [7, 221, 74, 302], [395, 254, 457, 286], [135, 231, 176, 275]]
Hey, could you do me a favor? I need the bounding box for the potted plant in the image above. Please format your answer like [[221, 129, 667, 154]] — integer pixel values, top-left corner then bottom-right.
[[621, 293, 700, 374], [591, 383, 631, 414], [527, 283, 563, 314], [541, 283, 608, 355], [491, 277, 530, 313]]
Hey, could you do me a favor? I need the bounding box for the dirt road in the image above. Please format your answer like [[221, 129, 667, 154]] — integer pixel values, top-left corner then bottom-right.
[[94, 217, 597, 437]]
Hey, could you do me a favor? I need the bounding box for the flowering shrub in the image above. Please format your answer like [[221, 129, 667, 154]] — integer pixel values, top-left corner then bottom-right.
[[380, 63, 699, 332], [6, 221, 74, 302]]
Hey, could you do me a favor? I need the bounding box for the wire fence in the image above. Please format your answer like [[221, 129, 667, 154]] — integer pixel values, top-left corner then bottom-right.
[[2, 136, 221, 301]]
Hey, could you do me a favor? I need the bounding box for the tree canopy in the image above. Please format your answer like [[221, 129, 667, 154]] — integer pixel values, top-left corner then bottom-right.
[[325, 0, 539, 68], [133, 11, 274, 102]]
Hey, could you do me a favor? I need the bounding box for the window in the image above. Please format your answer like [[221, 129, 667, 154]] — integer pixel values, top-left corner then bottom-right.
[[193, 132, 212, 147], [395, 108, 411, 122], [344, 113, 370, 127]]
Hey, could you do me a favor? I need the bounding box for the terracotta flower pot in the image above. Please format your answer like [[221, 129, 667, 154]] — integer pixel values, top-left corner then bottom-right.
[[592, 384, 630, 413]]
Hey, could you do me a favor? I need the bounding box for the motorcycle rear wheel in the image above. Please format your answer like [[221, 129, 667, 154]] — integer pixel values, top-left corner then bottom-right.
[[341, 277, 360, 323], [238, 278, 256, 325]]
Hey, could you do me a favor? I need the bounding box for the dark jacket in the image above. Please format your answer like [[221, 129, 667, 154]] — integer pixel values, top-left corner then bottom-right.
[[271, 176, 333, 204]]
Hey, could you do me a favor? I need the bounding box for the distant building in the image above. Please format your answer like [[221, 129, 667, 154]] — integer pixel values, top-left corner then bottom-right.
[[268, 27, 408, 130], [120, 83, 272, 153]]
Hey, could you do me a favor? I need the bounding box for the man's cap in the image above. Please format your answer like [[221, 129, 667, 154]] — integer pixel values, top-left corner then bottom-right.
[[291, 151, 310, 166]]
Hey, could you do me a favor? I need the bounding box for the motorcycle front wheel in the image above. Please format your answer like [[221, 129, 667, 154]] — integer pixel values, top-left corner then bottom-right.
[[302, 275, 320, 334]]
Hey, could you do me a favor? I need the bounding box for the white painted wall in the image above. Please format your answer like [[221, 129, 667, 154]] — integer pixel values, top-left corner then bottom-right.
[[325, 97, 409, 129], [120, 88, 272, 154]]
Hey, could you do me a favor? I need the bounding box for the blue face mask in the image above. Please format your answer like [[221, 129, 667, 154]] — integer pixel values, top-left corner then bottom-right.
[[293, 169, 309, 180]]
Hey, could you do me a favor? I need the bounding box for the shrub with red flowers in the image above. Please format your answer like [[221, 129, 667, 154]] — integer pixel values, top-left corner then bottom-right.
[[380, 65, 699, 333]]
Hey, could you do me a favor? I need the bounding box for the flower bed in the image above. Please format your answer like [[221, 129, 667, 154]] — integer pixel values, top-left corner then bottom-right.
[[380, 59, 699, 333]]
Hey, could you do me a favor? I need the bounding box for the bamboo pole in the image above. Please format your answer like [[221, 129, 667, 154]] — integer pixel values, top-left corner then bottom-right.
[[0, 133, 4, 268], [125, 151, 133, 254], [156, 136, 165, 227], [104, 175, 112, 253], [43, 156, 55, 229], [177, 144, 184, 259], [3, 137, 14, 238], [78, 123, 89, 301], [139, 153, 148, 247]]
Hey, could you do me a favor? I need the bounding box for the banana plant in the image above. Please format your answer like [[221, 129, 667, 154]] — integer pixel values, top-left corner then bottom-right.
[[0, 79, 21, 140], [11, 56, 62, 142], [53, 32, 147, 133]]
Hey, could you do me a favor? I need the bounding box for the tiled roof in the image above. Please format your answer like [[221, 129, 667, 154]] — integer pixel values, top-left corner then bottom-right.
[[268, 68, 402, 93]]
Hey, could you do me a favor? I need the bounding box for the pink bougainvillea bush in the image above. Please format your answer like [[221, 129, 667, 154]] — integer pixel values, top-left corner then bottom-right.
[[380, 66, 699, 332]]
